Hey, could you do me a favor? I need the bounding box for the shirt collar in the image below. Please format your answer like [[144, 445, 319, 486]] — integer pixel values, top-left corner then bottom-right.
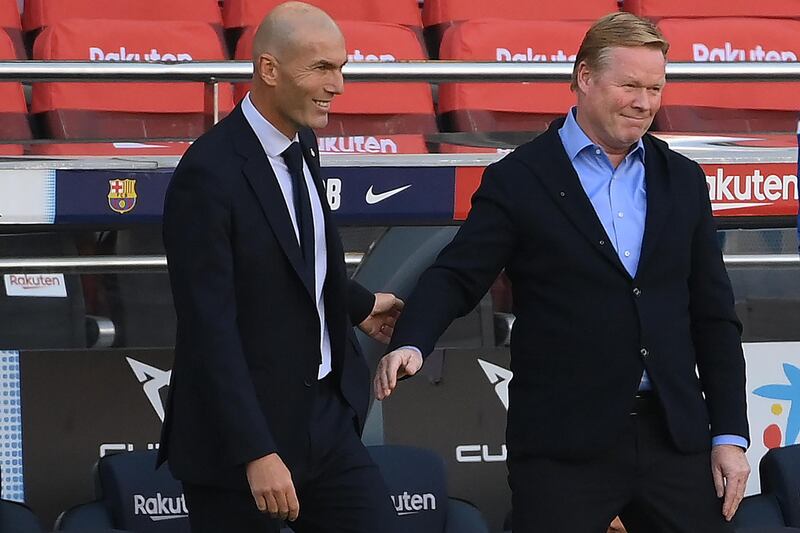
[[559, 106, 645, 163], [241, 92, 299, 158]]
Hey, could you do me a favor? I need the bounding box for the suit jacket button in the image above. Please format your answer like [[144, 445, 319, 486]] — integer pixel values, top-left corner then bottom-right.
[[640, 348, 649, 357], [304, 378, 313, 387], [633, 287, 642, 297], [599, 240, 606, 246]]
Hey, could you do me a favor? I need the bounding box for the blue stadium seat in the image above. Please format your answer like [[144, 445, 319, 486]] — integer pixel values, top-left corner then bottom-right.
[[734, 445, 800, 530], [367, 445, 490, 533], [0, 499, 44, 532], [55, 451, 189, 532]]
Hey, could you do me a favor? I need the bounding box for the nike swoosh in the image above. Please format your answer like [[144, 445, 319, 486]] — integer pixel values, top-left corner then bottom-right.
[[365, 184, 412, 205]]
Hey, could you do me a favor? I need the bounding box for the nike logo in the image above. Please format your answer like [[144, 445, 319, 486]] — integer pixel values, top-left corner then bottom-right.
[[365, 184, 412, 205]]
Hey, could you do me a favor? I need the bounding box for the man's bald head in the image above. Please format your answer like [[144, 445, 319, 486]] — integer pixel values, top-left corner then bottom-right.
[[252, 1, 343, 63]]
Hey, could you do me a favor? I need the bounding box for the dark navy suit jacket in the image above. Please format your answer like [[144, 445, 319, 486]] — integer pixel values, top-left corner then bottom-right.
[[389, 118, 749, 460], [158, 105, 374, 488]]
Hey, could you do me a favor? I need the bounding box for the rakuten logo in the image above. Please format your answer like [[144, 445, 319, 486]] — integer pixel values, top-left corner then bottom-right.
[[318, 136, 398, 154], [391, 492, 436, 516], [89, 47, 193, 62], [705, 167, 798, 212], [133, 493, 188, 522], [7, 274, 62, 288], [692, 42, 797, 62], [496, 48, 575, 62], [348, 49, 396, 62], [4, 273, 67, 298]]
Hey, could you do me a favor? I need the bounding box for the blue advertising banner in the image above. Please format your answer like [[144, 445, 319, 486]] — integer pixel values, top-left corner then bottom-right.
[[53, 167, 457, 225], [55, 170, 172, 224], [321, 166, 455, 224]]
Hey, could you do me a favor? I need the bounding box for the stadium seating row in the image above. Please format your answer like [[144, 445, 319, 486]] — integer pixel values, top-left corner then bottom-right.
[[0, 0, 797, 154], [10, 0, 800, 30]]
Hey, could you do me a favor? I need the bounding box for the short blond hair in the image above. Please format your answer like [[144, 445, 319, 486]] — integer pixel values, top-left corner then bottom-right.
[[571, 12, 669, 91]]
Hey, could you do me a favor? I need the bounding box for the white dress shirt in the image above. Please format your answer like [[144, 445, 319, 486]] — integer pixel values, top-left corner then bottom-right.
[[241, 93, 332, 379]]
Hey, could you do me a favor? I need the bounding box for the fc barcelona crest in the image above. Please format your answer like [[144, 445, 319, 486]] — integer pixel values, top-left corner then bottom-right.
[[108, 178, 137, 214]]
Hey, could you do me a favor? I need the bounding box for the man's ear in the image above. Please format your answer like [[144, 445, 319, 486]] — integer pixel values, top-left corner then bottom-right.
[[576, 61, 592, 93], [258, 54, 278, 87]]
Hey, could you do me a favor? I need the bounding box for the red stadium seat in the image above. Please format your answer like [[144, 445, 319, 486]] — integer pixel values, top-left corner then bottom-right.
[[223, 0, 422, 30], [31, 19, 233, 141], [624, 0, 800, 19], [22, 0, 223, 32], [235, 21, 435, 136], [0, 28, 31, 154], [0, 0, 24, 57], [423, 0, 618, 26], [656, 18, 800, 133], [423, 0, 615, 58], [438, 19, 591, 133]]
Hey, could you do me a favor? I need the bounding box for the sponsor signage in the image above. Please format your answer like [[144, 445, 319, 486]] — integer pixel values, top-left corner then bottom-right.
[[701, 163, 798, 217], [318, 134, 428, 155], [0, 162, 782, 225], [744, 342, 800, 495], [320, 166, 455, 224], [455, 164, 800, 220], [0, 170, 55, 224], [134, 492, 188, 522], [18, 348, 174, 526], [391, 491, 437, 516], [3, 274, 67, 298]]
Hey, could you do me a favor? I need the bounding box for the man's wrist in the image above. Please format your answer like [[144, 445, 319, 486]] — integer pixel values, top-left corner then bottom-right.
[[712, 434, 748, 450]]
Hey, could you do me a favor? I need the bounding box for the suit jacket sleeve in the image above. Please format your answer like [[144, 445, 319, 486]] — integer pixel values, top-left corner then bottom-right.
[[687, 162, 750, 445], [348, 280, 375, 326], [164, 158, 277, 466], [388, 159, 520, 356]]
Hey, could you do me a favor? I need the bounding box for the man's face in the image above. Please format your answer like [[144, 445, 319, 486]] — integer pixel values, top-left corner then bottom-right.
[[272, 30, 347, 134], [576, 46, 666, 153]]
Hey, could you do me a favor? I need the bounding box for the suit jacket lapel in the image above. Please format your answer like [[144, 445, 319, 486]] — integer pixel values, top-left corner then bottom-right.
[[637, 134, 672, 276], [233, 106, 315, 302], [528, 121, 630, 278]]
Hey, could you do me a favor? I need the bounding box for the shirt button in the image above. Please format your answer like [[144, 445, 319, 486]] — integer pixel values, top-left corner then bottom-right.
[[617, 212, 624, 218], [595, 148, 602, 155], [633, 287, 642, 297], [624, 250, 631, 257], [640, 348, 649, 357]]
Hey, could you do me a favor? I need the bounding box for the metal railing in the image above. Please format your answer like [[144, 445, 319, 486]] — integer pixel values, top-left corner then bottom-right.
[[3, 60, 800, 82], [5, 61, 800, 124], [0, 254, 796, 274]]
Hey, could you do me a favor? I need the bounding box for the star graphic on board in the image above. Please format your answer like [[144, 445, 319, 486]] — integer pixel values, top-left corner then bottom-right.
[[754, 363, 800, 446]]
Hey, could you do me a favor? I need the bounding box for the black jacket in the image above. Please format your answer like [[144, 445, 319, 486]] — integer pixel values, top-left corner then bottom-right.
[[158, 105, 374, 487], [389, 118, 749, 460]]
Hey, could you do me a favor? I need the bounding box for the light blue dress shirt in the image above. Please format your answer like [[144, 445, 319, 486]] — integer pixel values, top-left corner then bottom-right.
[[559, 108, 746, 449]]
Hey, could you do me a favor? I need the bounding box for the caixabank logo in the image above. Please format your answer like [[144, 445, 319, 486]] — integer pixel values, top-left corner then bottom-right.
[[752, 362, 800, 450]]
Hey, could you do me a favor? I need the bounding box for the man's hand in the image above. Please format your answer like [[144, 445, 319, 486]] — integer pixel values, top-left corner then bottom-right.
[[711, 444, 750, 521], [373, 348, 423, 400], [358, 292, 404, 344], [246, 453, 299, 522]]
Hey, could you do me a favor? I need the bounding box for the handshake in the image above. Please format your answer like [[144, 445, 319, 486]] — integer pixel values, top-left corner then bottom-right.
[[356, 292, 424, 401]]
